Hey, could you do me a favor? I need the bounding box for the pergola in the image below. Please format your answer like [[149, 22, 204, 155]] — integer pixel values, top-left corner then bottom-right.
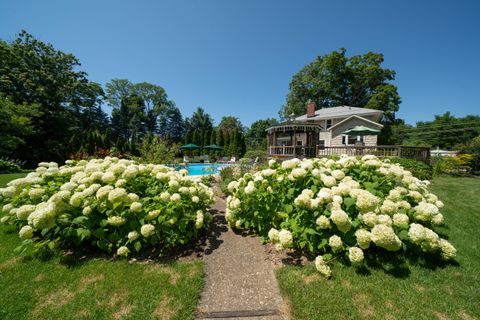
[[265, 121, 322, 157]]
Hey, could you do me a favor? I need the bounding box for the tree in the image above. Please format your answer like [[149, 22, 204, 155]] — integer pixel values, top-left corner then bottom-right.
[[280, 49, 400, 142], [106, 79, 173, 135], [217, 128, 224, 147], [111, 94, 147, 146], [185, 107, 214, 133], [0, 95, 42, 158], [185, 130, 192, 144], [218, 116, 245, 133], [0, 30, 105, 163], [157, 105, 185, 142], [210, 130, 216, 145], [395, 113, 480, 149], [245, 118, 278, 150], [203, 130, 210, 147]]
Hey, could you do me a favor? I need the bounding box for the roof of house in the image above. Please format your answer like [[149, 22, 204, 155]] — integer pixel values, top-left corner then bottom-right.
[[295, 106, 383, 121], [328, 115, 384, 131]]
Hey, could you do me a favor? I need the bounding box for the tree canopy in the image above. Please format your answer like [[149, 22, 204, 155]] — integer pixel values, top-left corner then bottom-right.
[[280, 49, 401, 126]]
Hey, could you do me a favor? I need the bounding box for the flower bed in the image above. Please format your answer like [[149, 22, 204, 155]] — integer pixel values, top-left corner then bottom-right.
[[0, 158, 214, 256], [226, 156, 456, 277]]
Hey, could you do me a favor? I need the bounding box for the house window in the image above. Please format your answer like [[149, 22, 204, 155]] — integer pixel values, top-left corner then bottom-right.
[[318, 140, 325, 150], [296, 140, 303, 146], [326, 119, 332, 129], [343, 135, 361, 145]]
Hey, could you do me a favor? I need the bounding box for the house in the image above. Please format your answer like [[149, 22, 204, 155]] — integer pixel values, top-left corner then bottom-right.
[[266, 101, 384, 157]]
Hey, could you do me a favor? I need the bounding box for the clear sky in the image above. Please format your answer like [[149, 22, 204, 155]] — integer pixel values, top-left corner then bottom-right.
[[1, 0, 479, 126]]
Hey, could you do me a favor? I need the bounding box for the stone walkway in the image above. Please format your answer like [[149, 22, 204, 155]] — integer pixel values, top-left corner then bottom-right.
[[195, 198, 288, 320]]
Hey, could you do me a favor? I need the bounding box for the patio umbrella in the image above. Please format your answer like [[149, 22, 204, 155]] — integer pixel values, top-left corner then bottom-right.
[[203, 144, 223, 150], [342, 126, 381, 136], [180, 143, 201, 150]]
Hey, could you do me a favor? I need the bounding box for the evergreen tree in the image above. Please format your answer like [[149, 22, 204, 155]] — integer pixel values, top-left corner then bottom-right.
[[217, 129, 224, 147], [203, 130, 209, 147], [210, 130, 216, 145], [185, 130, 192, 144]]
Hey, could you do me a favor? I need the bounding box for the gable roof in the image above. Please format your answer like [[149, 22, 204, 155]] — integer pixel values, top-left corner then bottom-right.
[[328, 115, 384, 131], [295, 106, 383, 121]]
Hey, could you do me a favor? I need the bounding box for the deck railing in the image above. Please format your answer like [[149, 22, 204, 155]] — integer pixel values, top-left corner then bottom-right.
[[268, 145, 431, 161]]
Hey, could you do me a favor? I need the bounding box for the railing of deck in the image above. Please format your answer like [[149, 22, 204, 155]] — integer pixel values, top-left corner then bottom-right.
[[268, 145, 430, 161], [316, 146, 430, 161]]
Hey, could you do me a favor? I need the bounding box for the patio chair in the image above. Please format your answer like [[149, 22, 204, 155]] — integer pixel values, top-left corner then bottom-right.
[[183, 156, 190, 163], [204, 155, 210, 163], [228, 156, 236, 163]]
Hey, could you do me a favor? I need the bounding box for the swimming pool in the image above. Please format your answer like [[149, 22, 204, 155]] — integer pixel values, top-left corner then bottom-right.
[[178, 163, 231, 176]]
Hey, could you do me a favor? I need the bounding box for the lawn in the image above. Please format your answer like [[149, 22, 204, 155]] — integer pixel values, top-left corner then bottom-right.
[[0, 173, 204, 320], [276, 176, 480, 320]]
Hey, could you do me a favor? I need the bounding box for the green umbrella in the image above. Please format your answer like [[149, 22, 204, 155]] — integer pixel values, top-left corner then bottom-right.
[[342, 126, 381, 136], [180, 143, 201, 150], [203, 144, 223, 150]]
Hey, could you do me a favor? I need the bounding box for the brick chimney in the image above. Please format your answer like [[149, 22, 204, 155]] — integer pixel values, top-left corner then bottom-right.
[[307, 100, 316, 118]]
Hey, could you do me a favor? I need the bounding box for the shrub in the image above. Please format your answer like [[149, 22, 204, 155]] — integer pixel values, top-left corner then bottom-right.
[[136, 134, 180, 164], [226, 156, 456, 277], [0, 159, 22, 173], [390, 158, 432, 180], [243, 149, 267, 161], [0, 158, 214, 256], [432, 154, 475, 176]]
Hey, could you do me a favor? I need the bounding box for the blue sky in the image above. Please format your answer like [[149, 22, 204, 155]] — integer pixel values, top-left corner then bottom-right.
[[1, 0, 479, 126]]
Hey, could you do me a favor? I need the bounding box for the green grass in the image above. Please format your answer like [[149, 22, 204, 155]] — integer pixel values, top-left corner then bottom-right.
[[0, 172, 28, 186], [0, 173, 204, 320], [276, 176, 480, 320]]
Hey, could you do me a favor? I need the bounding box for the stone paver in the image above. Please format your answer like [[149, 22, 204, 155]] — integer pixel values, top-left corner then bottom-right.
[[196, 198, 287, 320]]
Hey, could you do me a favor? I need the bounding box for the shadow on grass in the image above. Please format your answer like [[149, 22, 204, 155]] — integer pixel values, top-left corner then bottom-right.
[[9, 205, 229, 269]]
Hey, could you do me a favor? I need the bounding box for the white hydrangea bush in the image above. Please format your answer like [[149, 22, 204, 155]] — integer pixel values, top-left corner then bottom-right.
[[226, 155, 456, 276], [0, 158, 214, 256]]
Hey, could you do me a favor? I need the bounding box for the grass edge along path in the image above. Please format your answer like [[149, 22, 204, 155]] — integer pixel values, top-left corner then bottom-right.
[[275, 176, 480, 320], [0, 172, 205, 320]]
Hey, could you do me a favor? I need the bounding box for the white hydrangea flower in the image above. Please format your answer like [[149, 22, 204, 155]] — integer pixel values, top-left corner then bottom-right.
[[353, 190, 380, 212], [107, 188, 127, 204], [348, 247, 364, 264], [361, 212, 378, 227], [160, 191, 171, 202], [130, 202, 142, 212], [244, 184, 256, 194], [170, 193, 181, 202], [281, 159, 297, 169], [355, 229, 372, 249], [117, 246, 130, 256], [268, 228, 280, 242], [28, 188, 45, 198], [322, 175, 337, 187], [370, 224, 402, 251], [115, 179, 127, 188], [330, 209, 351, 233], [141, 224, 155, 237], [101, 172, 116, 184], [329, 235, 343, 251], [331, 170, 345, 181], [380, 200, 397, 216], [292, 168, 307, 178], [192, 196, 200, 203], [107, 216, 126, 227], [414, 201, 439, 222], [19, 225, 34, 239], [392, 213, 409, 228], [377, 214, 393, 226], [96, 185, 114, 201], [128, 231, 139, 241], [128, 193, 139, 202], [16, 205, 36, 220], [432, 213, 444, 226], [316, 216, 331, 229], [145, 210, 160, 220], [82, 206, 92, 216], [439, 239, 456, 260], [278, 229, 293, 248], [268, 159, 277, 167]]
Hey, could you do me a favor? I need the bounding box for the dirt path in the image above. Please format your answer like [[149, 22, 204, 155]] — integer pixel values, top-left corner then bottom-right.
[[195, 198, 288, 320]]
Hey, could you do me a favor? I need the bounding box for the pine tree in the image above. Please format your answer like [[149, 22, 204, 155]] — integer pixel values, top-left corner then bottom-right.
[[185, 130, 192, 144], [210, 130, 216, 145], [224, 130, 230, 155], [203, 130, 209, 147], [217, 129, 224, 146]]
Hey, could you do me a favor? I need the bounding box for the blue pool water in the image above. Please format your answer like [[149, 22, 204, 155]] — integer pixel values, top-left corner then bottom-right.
[[179, 163, 231, 176]]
